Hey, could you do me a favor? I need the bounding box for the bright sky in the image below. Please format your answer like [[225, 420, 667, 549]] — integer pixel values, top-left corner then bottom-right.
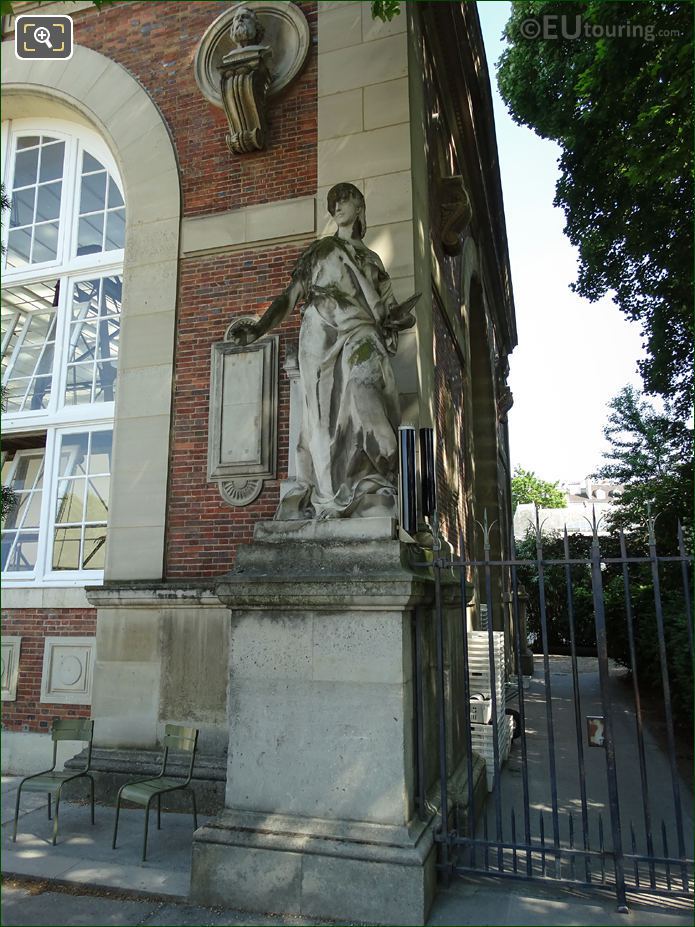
[[477, 2, 645, 483]]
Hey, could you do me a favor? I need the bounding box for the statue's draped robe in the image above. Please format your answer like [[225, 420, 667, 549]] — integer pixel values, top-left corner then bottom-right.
[[276, 235, 401, 520]]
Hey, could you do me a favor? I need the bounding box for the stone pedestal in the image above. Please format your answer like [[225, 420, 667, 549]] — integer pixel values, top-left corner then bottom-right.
[[190, 517, 438, 925]]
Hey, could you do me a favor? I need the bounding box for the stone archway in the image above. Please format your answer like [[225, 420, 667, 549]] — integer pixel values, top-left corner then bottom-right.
[[2, 42, 181, 582]]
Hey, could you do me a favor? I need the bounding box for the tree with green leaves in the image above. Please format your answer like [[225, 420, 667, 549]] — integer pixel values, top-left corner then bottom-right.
[[511, 466, 565, 509], [497, 2, 693, 417], [594, 385, 693, 546]]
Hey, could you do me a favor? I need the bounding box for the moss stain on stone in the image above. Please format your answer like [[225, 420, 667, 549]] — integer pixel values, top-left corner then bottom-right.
[[349, 340, 376, 367]]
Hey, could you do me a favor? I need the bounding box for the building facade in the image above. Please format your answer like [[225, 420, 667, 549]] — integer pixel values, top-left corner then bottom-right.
[[2, 0, 516, 803]]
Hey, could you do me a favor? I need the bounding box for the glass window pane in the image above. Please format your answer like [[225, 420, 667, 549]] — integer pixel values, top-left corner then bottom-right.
[[22, 312, 57, 347], [2, 493, 25, 529], [56, 479, 85, 524], [105, 209, 125, 250], [13, 148, 39, 188], [1, 533, 17, 570], [102, 276, 123, 315], [94, 361, 117, 402], [6, 531, 39, 571], [12, 455, 44, 491], [68, 320, 98, 364], [6, 228, 32, 267], [72, 279, 101, 314], [82, 151, 103, 173], [97, 318, 120, 360], [53, 526, 82, 570], [82, 526, 106, 570], [10, 344, 43, 378], [32, 222, 59, 263], [17, 136, 40, 150], [80, 171, 107, 214], [107, 180, 124, 209], [27, 374, 53, 410], [36, 182, 62, 222], [9, 188, 35, 228], [89, 432, 113, 474], [39, 141, 65, 182], [22, 491, 44, 529], [3, 382, 27, 411], [59, 434, 89, 476], [85, 477, 109, 521], [77, 214, 104, 253], [64, 363, 94, 405]]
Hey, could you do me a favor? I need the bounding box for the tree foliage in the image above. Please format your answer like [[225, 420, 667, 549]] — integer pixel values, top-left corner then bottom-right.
[[497, 2, 693, 415], [511, 466, 565, 509], [594, 386, 693, 547], [371, 1, 401, 24], [516, 530, 692, 727]]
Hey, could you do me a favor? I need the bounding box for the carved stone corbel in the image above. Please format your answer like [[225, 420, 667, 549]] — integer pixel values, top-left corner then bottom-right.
[[220, 41, 272, 154], [194, 2, 311, 156], [439, 175, 473, 256]]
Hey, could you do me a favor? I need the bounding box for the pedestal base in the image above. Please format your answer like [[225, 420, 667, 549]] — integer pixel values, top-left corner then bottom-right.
[[191, 809, 436, 925], [190, 517, 455, 925]]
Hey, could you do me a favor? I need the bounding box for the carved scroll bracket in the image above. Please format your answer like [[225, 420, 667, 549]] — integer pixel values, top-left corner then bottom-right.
[[194, 1, 311, 155]]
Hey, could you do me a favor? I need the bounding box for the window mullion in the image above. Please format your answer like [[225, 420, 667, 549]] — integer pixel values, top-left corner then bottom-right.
[[36, 428, 59, 582], [52, 272, 72, 416]]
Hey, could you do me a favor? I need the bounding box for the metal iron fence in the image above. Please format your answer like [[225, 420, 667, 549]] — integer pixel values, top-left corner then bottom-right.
[[415, 511, 694, 911]]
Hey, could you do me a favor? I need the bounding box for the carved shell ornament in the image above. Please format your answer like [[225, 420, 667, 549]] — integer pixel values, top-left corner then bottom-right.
[[194, 1, 311, 154], [219, 478, 264, 507]]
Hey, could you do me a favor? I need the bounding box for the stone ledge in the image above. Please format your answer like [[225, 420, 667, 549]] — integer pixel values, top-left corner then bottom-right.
[[254, 515, 397, 543], [195, 807, 434, 865], [65, 747, 227, 814], [85, 583, 222, 609], [181, 196, 316, 256]]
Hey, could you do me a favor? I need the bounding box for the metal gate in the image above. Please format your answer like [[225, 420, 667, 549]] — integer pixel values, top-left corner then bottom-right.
[[415, 511, 694, 910]]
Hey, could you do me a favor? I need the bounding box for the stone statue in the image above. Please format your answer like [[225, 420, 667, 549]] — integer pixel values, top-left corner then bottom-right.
[[229, 183, 419, 520]]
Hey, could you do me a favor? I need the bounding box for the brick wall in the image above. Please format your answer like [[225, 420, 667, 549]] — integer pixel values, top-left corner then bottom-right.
[[166, 242, 306, 577], [72, 0, 318, 218], [1, 610, 96, 733], [433, 301, 468, 556], [68, 0, 319, 578]]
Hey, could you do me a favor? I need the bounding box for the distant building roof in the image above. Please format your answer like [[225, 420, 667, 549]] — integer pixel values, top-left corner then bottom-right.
[[514, 477, 624, 538]]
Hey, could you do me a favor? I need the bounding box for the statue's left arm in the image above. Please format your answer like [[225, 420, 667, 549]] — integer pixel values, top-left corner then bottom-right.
[[228, 278, 304, 346]]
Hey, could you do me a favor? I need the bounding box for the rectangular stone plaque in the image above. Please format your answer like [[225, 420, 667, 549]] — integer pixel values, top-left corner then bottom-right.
[[208, 336, 278, 482]]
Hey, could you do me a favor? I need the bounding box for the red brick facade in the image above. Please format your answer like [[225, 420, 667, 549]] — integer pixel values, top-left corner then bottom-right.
[[3, 1, 318, 730], [1, 610, 96, 733], [166, 242, 307, 577], [72, 1, 318, 217]]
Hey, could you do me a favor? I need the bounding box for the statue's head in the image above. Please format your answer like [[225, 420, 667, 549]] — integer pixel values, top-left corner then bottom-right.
[[230, 4, 265, 47], [327, 183, 366, 240]]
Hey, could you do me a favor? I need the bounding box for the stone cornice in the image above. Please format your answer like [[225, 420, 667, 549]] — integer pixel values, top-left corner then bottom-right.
[[419, 1, 517, 356]]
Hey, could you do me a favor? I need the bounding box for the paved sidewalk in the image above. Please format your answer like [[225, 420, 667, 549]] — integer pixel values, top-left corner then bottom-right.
[[2, 776, 692, 926]]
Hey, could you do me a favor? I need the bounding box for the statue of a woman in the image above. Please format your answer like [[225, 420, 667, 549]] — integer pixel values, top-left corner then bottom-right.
[[229, 183, 418, 519]]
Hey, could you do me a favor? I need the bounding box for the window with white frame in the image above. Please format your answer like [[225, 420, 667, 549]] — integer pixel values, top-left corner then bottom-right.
[[1, 118, 125, 586]]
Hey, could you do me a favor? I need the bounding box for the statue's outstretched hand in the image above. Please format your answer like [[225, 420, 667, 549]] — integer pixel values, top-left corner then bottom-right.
[[228, 320, 261, 347]]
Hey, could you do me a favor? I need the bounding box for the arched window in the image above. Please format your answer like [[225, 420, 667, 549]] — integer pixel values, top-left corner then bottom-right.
[[1, 118, 125, 585]]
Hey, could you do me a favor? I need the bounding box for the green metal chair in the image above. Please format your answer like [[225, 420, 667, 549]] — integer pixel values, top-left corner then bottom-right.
[[12, 718, 95, 846], [112, 724, 199, 861]]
